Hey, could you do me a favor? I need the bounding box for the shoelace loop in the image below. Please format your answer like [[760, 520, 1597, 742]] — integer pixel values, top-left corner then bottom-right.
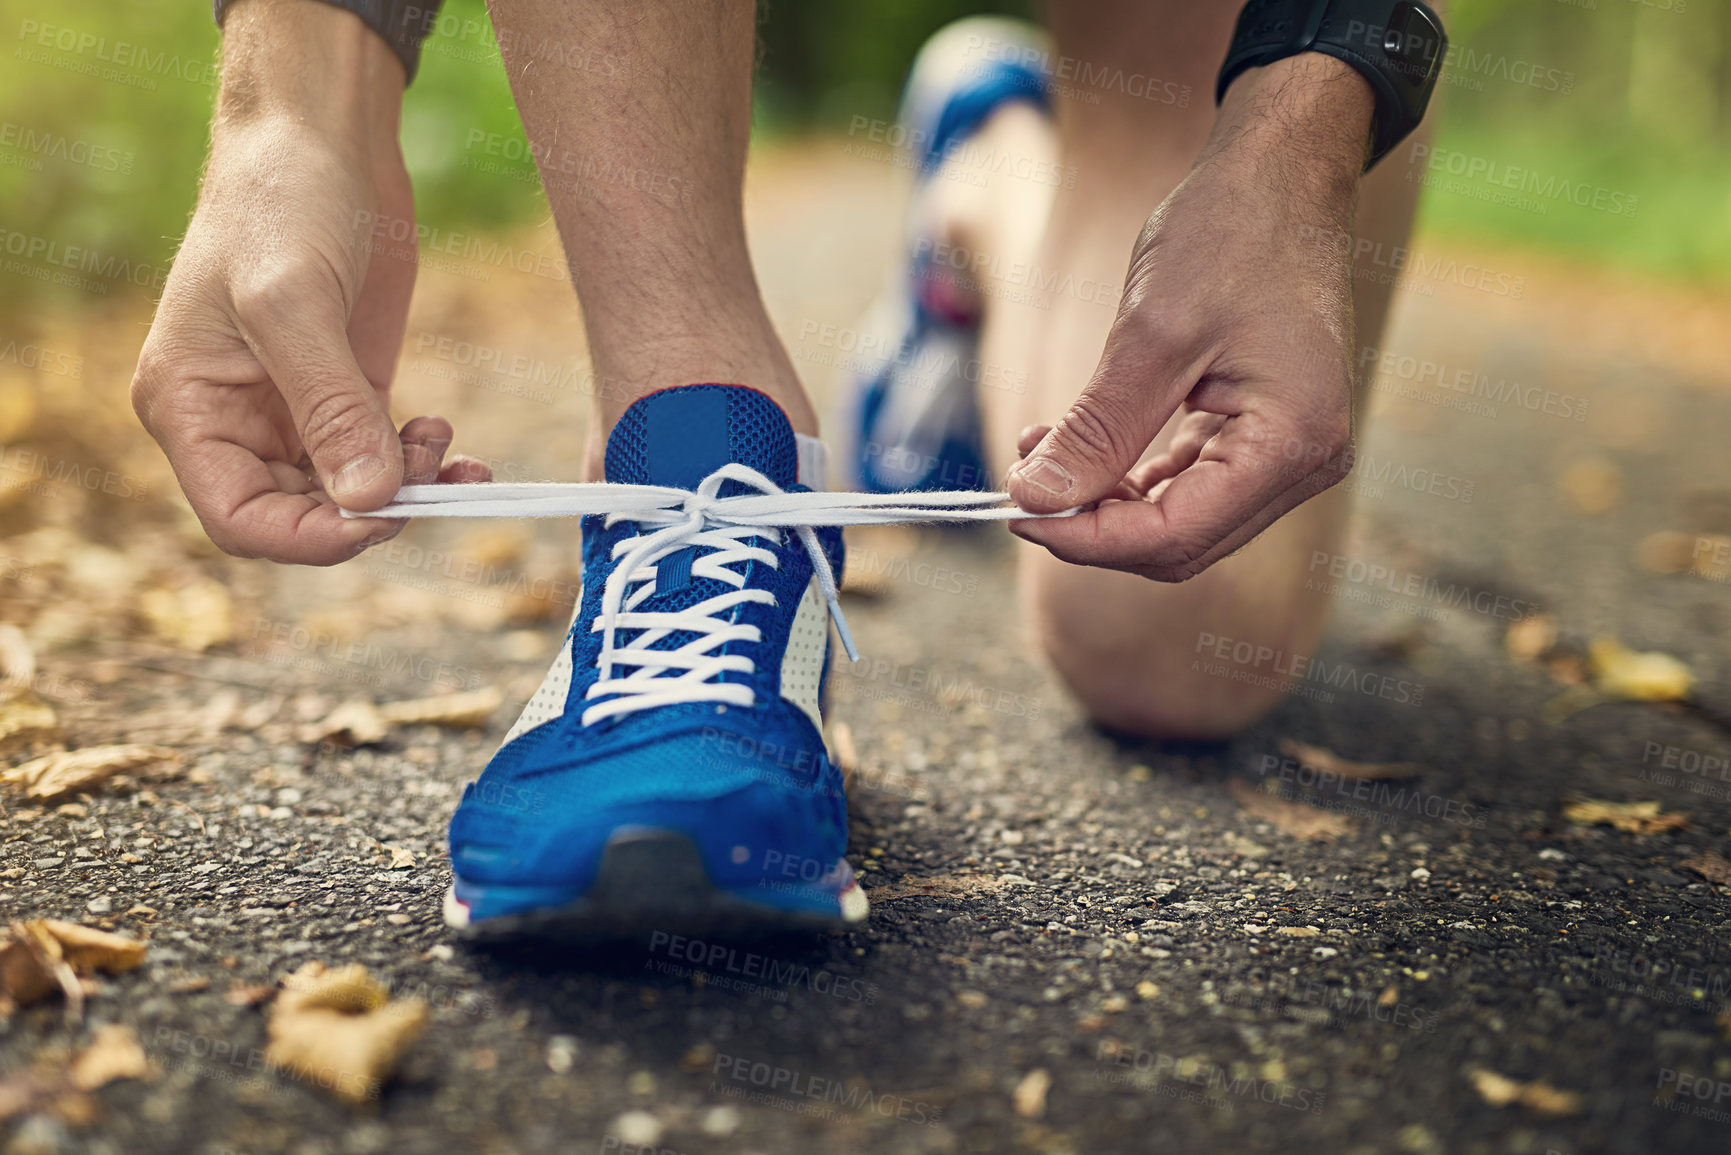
[[348, 469, 1075, 723]]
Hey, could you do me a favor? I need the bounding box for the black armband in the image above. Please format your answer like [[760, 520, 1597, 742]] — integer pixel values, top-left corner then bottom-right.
[[1217, 0, 1447, 169], [213, 0, 444, 84]]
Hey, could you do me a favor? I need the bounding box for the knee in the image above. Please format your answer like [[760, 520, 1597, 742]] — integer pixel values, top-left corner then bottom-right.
[[1042, 627, 1286, 740], [1028, 570, 1299, 741]]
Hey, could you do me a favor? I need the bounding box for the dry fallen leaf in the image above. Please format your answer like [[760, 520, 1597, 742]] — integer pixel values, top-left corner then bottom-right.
[[0, 920, 147, 1016], [1563, 798, 1688, 835], [1692, 534, 1731, 582], [828, 721, 858, 789], [1228, 779, 1352, 841], [0, 689, 58, 754], [0, 624, 36, 687], [1469, 1068, 1582, 1116], [36, 921, 148, 977], [1275, 926, 1320, 938], [225, 983, 276, 1008], [867, 874, 1005, 904], [383, 846, 416, 871], [1635, 531, 1698, 575], [265, 962, 427, 1104], [378, 687, 502, 730], [139, 577, 234, 652], [1277, 738, 1420, 780], [68, 1025, 151, 1091], [1013, 1068, 1051, 1119], [457, 524, 531, 569], [840, 525, 921, 597], [2, 745, 182, 802], [1588, 638, 1694, 702], [1678, 852, 1731, 886], [0, 931, 64, 1010], [300, 699, 390, 747], [1559, 458, 1623, 515], [1504, 614, 1558, 664]]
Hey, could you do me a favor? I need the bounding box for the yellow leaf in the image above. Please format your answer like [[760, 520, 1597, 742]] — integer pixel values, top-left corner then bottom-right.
[[1563, 797, 1688, 835], [1469, 1068, 1582, 1116], [3, 745, 182, 802], [266, 962, 427, 1104], [139, 577, 234, 652], [1588, 638, 1693, 701], [1558, 459, 1623, 515], [68, 1025, 151, 1091], [457, 524, 531, 569], [828, 721, 858, 788], [1635, 531, 1698, 575], [1012, 1068, 1051, 1119], [1227, 779, 1351, 841], [1277, 738, 1420, 780], [38, 920, 149, 975], [378, 687, 502, 730], [0, 689, 58, 754], [300, 699, 390, 747], [1504, 614, 1557, 664]]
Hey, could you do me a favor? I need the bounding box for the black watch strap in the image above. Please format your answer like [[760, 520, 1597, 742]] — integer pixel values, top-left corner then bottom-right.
[[1217, 0, 1446, 170], [213, 0, 444, 85]]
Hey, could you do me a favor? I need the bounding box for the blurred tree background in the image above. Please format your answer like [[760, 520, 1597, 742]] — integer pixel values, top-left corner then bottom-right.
[[0, 0, 1727, 306]]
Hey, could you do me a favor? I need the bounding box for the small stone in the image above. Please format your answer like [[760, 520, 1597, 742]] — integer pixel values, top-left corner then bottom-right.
[[1136, 981, 1160, 1000], [86, 896, 113, 915], [700, 1105, 741, 1138], [1410, 867, 1431, 881], [547, 1035, 578, 1074], [384, 913, 412, 926], [610, 1111, 662, 1147]]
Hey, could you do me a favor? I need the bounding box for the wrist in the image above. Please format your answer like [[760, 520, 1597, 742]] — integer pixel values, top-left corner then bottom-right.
[[215, 0, 404, 156], [1204, 53, 1374, 204]]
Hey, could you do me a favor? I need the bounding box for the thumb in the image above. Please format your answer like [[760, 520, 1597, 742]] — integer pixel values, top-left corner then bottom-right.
[[241, 291, 403, 512], [1006, 382, 1173, 513]]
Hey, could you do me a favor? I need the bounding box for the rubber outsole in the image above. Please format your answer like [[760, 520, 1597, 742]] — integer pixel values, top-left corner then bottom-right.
[[445, 829, 868, 944]]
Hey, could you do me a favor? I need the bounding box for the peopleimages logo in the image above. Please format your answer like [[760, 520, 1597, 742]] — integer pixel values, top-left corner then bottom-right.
[[647, 931, 878, 1004], [1408, 143, 1639, 219], [710, 1052, 942, 1126]]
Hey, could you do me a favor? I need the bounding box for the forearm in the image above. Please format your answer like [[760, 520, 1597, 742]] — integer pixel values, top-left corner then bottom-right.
[[1205, 53, 1376, 208], [215, 0, 405, 154]]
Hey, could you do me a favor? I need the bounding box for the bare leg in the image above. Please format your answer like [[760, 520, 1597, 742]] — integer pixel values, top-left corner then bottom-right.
[[485, 0, 812, 478], [966, 0, 1422, 737]]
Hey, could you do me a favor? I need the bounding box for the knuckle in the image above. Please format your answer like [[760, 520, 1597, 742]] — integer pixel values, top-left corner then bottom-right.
[[299, 390, 383, 457], [231, 258, 329, 324], [1055, 392, 1136, 466]]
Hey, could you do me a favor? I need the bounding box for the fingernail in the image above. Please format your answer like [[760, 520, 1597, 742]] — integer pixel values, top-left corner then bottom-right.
[[330, 454, 388, 498], [1013, 457, 1074, 498], [356, 524, 402, 551]]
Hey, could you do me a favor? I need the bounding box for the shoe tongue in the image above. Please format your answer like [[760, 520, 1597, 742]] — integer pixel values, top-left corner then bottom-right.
[[604, 384, 798, 489]]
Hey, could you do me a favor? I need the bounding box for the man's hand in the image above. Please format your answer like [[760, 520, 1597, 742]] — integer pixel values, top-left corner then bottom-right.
[[131, 0, 488, 565], [1006, 53, 1375, 582]]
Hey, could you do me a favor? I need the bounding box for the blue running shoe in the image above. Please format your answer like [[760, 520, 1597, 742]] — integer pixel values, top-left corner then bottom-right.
[[444, 384, 868, 939], [841, 17, 1052, 495]]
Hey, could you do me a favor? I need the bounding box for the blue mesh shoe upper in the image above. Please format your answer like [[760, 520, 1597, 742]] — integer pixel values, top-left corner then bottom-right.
[[447, 385, 851, 918]]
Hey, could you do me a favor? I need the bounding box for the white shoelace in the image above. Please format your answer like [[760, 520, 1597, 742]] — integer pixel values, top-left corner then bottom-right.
[[349, 465, 1075, 724]]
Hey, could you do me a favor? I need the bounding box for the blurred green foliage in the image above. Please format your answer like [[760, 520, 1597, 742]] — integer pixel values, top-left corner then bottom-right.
[[0, 0, 1727, 307]]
